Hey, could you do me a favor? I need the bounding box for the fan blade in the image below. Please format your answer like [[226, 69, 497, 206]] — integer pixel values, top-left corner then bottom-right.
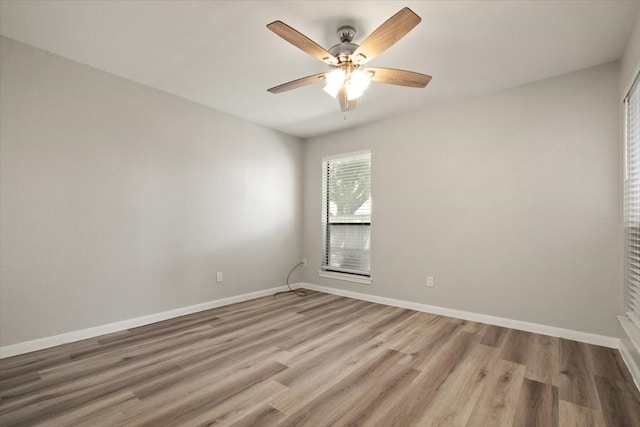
[[352, 8, 421, 65], [337, 87, 357, 112], [267, 21, 338, 65], [365, 67, 432, 88], [268, 73, 327, 94]]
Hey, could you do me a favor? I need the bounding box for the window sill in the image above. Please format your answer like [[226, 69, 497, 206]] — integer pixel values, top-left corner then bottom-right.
[[318, 271, 372, 285]]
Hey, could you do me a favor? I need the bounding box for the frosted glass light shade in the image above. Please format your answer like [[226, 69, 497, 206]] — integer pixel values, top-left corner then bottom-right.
[[346, 70, 371, 100], [323, 69, 346, 98]]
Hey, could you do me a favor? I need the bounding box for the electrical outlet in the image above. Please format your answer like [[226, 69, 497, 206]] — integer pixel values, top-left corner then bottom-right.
[[302, 258, 307, 266], [216, 272, 223, 283], [427, 276, 434, 287]]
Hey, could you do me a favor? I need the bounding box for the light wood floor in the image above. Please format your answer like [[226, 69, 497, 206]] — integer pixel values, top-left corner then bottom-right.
[[1, 290, 639, 426]]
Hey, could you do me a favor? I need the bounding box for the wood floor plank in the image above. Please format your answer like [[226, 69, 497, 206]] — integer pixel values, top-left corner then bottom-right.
[[377, 311, 426, 341], [525, 334, 560, 386], [417, 343, 499, 426], [277, 331, 381, 387], [559, 338, 601, 409], [387, 314, 444, 354], [460, 320, 488, 335], [167, 379, 289, 426], [276, 301, 380, 352], [269, 336, 389, 416], [305, 355, 420, 427], [480, 325, 509, 348], [130, 340, 283, 401], [1, 290, 637, 426], [366, 306, 414, 330], [0, 371, 41, 397], [39, 323, 216, 379], [403, 320, 462, 371], [372, 330, 479, 426], [500, 329, 534, 366], [0, 354, 72, 385], [229, 403, 286, 427], [127, 361, 287, 426], [35, 392, 141, 427], [593, 374, 640, 427], [465, 358, 526, 427], [277, 349, 409, 426], [294, 294, 356, 315], [2, 320, 269, 406], [0, 359, 181, 426], [588, 345, 635, 384], [0, 338, 102, 371], [512, 378, 559, 427], [558, 400, 605, 427]]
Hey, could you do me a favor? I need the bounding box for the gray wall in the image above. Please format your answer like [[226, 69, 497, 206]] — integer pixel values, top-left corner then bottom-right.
[[302, 62, 621, 337], [0, 37, 302, 346]]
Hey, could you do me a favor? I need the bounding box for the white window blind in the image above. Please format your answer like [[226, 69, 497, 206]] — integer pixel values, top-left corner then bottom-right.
[[625, 72, 640, 330], [322, 151, 371, 277]]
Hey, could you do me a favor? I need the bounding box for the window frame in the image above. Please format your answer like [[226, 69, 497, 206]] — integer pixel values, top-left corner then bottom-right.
[[320, 150, 372, 284]]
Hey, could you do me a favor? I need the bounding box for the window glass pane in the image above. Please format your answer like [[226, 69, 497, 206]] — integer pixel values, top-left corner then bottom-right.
[[328, 156, 371, 221], [327, 224, 370, 272]]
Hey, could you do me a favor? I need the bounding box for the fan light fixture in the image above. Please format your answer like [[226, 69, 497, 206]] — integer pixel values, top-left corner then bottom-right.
[[323, 68, 371, 101]]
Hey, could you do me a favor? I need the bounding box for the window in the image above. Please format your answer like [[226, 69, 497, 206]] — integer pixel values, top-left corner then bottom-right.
[[321, 151, 371, 282], [625, 72, 640, 330]]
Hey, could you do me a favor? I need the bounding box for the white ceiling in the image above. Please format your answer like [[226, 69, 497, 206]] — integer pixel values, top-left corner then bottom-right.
[[1, 1, 638, 139]]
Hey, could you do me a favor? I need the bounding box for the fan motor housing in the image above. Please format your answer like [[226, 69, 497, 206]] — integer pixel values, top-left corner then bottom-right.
[[329, 42, 358, 58], [329, 25, 359, 63]]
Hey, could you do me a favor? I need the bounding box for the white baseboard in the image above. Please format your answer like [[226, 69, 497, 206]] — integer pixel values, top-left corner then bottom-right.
[[0, 286, 288, 359], [298, 282, 620, 349]]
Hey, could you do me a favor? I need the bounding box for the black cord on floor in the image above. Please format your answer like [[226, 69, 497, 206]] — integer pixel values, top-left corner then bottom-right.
[[273, 261, 307, 297]]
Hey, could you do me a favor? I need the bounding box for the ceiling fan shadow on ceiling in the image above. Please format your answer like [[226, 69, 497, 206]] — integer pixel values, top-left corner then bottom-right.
[[266, 7, 432, 113]]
